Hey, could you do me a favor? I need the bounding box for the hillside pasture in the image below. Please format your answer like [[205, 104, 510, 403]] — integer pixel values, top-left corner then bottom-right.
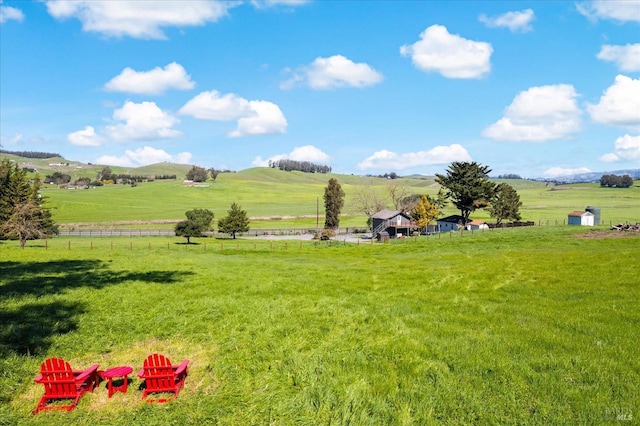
[[1, 227, 638, 424], [39, 168, 640, 229]]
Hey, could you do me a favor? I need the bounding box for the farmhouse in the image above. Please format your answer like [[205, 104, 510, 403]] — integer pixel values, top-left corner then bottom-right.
[[568, 210, 595, 226], [436, 215, 466, 231], [371, 210, 417, 239]]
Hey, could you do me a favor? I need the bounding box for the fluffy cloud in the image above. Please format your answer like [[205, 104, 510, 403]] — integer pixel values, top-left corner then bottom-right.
[[0, 0, 24, 23], [95, 146, 192, 167], [577, 1, 640, 24], [106, 101, 181, 141], [357, 144, 472, 171], [179, 90, 251, 121], [230, 101, 288, 137], [67, 126, 104, 147], [104, 62, 195, 95], [482, 84, 582, 142], [587, 75, 640, 131], [0, 133, 23, 146], [543, 166, 591, 179], [253, 145, 331, 166], [599, 134, 640, 162], [400, 25, 492, 79], [479, 9, 535, 32], [45, 0, 232, 39], [281, 55, 384, 90], [597, 44, 640, 72], [179, 90, 287, 137]]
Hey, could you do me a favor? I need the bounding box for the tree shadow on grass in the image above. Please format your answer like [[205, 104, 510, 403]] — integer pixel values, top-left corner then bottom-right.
[[0, 260, 191, 298], [0, 300, 85, 358]]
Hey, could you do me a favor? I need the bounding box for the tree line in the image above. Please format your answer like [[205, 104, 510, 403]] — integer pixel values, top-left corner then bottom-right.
[[0, 150, 61, 159], [268, 159, 331, 174], [600, 174, 634, 188]]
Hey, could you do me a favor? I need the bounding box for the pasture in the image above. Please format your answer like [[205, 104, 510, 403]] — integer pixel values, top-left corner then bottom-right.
[[1, 226, 638, 424], [38, 167, 640, 229]]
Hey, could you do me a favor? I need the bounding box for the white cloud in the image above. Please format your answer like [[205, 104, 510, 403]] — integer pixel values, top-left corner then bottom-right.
[[281, 55, 384, 90], [479, 9, 535, 32], [357, 144, 472, 171], [599, 134, 640, 162], [597, 44, 640, 72], [587, 75, 640, 131], [45, 0, 232, 39], [543, 166, 592, 179], [0, 133, 23, 146], [253, 145, 331, 166], [104, 62, 195, 95], [106, 101, 181, 142], [400, 25, 492, 79], [577, 1, 640, 24], [230, 101, 288, 137], [67, 126, 104, 147], [179, 90, 252, 121], [483, 84, 582, 142], [0, 0, 24, 23], [180, 90, 287, 137], [95, 146, 192, 167], [251, 0, 310, 8]]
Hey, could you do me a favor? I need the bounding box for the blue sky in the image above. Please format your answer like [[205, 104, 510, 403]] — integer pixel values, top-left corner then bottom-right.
[[1, 0, 639, 178]]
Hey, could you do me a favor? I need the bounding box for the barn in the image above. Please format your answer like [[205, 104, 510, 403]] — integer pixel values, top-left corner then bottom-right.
[[568, 210, 595, 226], [371, 210, 417, 239]]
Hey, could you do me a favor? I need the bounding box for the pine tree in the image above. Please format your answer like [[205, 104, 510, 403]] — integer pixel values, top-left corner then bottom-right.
[[218, 203, 250, 239]]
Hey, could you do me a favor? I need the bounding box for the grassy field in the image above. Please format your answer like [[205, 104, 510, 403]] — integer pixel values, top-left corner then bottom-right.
[[33, 167, 640, 230], [1, 226, 639, 424]]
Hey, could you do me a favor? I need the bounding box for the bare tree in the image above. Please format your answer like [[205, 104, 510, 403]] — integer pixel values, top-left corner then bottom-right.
[[387, 180, 410, 211], [352, 181, 389, 229]]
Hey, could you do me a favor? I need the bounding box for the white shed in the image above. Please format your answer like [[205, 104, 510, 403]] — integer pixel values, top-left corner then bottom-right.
[[568, 211, 594, 226], [467, 220, 489, 230]]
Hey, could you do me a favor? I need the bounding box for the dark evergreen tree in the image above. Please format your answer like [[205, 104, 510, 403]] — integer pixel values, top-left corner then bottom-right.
[[323, 178, 345, 229], [435, 162, 496, 225], [488, 183, 522, 225], [218, 202, 250, 239]]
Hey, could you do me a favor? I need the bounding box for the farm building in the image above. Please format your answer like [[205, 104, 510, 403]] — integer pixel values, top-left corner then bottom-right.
[[371, 210, 417, 239], [568, 210, 595, 226], [467, 220, 489, 230], [436, 215, 466, 231]]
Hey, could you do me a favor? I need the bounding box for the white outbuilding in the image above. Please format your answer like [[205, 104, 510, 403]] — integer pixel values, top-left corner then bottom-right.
[[568, 211, 595, 226]]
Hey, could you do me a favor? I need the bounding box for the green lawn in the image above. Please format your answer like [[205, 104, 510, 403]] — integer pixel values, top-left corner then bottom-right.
[[1, 226, 638, 424]]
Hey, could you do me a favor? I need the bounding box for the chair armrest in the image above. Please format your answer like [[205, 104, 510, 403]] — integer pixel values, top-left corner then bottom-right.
[[74, 364, 100, 383], [137, 368, 145, 378], [34, 374, 43, 383], [173, 360, 190, 376]]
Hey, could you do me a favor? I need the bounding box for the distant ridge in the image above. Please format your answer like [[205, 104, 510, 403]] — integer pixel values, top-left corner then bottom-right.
[[535, 169, 640, 184]]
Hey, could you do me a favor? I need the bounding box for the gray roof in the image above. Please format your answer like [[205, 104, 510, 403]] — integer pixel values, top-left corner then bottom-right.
[[372, 210, 403, 220]]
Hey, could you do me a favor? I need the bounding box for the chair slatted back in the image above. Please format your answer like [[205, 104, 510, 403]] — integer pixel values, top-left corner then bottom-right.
[[39, 357, 78, 398], [142, 353, 175, 392]]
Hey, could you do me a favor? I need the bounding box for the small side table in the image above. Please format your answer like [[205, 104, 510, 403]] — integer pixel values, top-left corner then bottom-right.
[[102, 366, 133, 398]]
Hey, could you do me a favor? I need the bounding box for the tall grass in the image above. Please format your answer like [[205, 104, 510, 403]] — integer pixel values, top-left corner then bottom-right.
[[1, 227, 638, 424]]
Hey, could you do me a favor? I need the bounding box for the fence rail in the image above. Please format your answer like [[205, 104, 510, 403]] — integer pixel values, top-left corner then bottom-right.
[[55, 219, 620, 238]]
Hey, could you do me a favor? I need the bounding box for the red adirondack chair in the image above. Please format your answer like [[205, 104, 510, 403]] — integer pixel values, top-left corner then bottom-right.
[[137, 353, 189, 403], [33, 357, 101, 414]]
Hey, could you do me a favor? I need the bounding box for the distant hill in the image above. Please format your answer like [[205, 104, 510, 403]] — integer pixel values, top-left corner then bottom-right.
[[536, 169, 640, 184]]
